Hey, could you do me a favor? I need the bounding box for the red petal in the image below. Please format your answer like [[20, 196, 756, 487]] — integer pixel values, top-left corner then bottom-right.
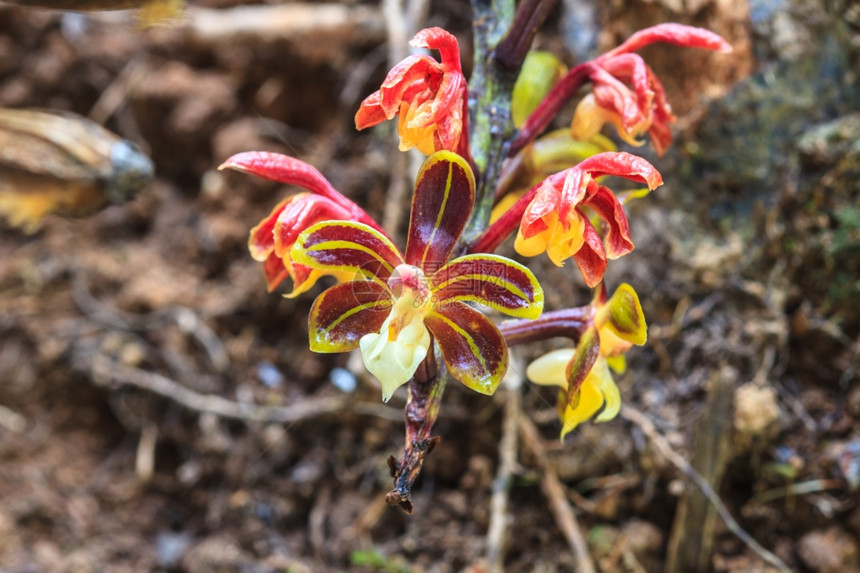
[[424, 67, 465, 127], [355, 91, 389, 129], [647, 118, 674, 156], [599, 54, 655, 124], [220, 152, 355, 213], [586, 185, 634, 259], [576, 151, 663, 190], [410, 27, 462, 73], [262, 251, 290, 292], [559, 167, 593, 220], [572, 221, 607, 288], [520, 181, 561, 238], [590, 65, 646, 130], [308, 281, 393, 352], [424, 302, 508, 395], [609, 23, 733, 56], [248, 197, 290, 261], [378, 55, 437, 114], [404, 151, 475, 270]]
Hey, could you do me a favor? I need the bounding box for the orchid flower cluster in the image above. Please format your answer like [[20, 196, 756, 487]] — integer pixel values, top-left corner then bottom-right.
[[221, 15, 730, 511]]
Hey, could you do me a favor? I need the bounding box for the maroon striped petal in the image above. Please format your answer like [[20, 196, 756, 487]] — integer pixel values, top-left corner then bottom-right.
[[308, 281, 393, 353], [431, 254, 544, 319], [404, 151, 475, 269], [424, 302, 508, 395], [291, 221, 404, 286]]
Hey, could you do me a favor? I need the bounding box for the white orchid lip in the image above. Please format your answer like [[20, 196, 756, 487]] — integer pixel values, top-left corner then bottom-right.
[[360, 264, 434, 401]]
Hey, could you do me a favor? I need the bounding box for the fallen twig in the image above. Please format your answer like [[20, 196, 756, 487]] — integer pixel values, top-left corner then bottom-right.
[[485, 380, 522, 571], [519, 415, 596, 573], [667, 365, 734, 573], [89, 356, 354, 425], [621, 404, 791, 573], [747, 478, 844, 507], [184, 3, 385, 45]]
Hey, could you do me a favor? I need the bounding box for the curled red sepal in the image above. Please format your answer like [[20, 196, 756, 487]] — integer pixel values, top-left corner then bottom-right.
[[355, 27, 468, 156], [291, 152, 544, 400], [248, 193, 353, 294], [513, 23, 732, 156], [606, 23, 733, 58], [224, 151, 387, 295], [514, 151, 663, 287], [577, 24, 732, 155]]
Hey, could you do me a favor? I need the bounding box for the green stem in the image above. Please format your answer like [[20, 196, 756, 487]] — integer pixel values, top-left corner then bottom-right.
[[463, 0, 517, 245]]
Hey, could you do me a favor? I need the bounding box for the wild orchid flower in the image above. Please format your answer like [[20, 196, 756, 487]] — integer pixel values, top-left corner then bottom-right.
[[525, 283, 647, 439], [221, 152, 384, 296], [572, 24, 731, 155], [290, 152, 543, 400], [355, 27, 468, 157], [514, 151, 663, 287], [512, 23, 732, 157]]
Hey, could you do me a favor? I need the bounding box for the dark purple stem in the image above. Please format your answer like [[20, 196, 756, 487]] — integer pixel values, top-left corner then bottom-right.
[[499, 306, 592, 346], [469, 167, 568, 255], [467, 185, 535, 254], [385, 348, 443, 514], [495, 0, 560, 70], [509, 63, 592, 156]]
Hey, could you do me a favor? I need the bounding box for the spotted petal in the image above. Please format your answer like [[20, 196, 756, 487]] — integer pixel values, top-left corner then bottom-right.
[[291, 221, 404, 286], [431, 254, 544, 319], [404, 151, 475, 270], [308, 281, 393, 352], [424, 301, 508, 395]]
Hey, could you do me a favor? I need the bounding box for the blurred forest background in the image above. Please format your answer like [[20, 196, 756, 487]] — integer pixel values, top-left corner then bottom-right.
[[0, 0, 858, 571]]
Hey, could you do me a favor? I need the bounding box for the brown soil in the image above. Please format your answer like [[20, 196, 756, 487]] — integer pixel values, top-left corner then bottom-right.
[[1, 1, 858, 572]]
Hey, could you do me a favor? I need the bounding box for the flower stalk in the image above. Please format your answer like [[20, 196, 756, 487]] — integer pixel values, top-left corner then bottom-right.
[[494, 0, 560, 70], [463, 0, 518, 244], [385, 349, 443, 513]]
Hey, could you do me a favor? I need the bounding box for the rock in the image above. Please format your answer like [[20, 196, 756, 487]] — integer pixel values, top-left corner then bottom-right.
[[734, 383, 781, 436], [155, 531, 193, 569], [621, 519, 663, 554], [798, 528, 860, 573], [182, 536, 253, 573]]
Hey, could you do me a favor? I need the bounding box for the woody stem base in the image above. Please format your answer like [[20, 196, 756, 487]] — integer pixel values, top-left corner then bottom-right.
[[385, 350, 444, 514]]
